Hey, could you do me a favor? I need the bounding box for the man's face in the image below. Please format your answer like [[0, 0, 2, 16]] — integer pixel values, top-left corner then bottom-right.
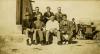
[[58, 7, 61, 13], [72, 18, 75, 21], [35, 7, 39, 12], [50, 16, 55, 21], [63, 16, 67, 20], [47, 7, 50, 12]]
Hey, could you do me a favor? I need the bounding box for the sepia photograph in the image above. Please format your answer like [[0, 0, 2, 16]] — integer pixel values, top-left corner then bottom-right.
[[0, 0, 100, 54]]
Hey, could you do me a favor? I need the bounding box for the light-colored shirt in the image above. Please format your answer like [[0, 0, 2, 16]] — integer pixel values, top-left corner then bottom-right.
[[46, 20, 59, 31], [34, 20, 44, 29]]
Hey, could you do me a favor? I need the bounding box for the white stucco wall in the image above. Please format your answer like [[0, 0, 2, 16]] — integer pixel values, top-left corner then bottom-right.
[[0, 0, 17, 34]]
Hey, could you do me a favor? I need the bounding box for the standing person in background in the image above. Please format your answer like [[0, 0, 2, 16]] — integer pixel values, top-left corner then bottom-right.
[[68, 18, 77, 44], [91, 22, 96, 33], [77, 24, 84, 39], [45, 15, 61, 45], [32, 14, 45, 45], [43, 6, 54, 24], [55, 7, 63, 23], [33, 7, 42, 21], [90, 22, 97, 39]]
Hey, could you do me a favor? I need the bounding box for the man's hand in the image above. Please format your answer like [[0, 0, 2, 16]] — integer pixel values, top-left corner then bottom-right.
[[46, 17, 50, 20], [61, 31, 65, 33], [50, 29, 54, 33], [49, 28, 59, 33], [30, 28, 34, 32], [35, 29, 41, 31], [26, 28, 30, 31]]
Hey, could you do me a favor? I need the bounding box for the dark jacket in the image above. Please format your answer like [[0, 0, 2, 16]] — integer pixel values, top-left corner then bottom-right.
[[22, 19, 31, 29], [60, 20, 71, 34], [32, 12, 42, 21], [70, 21, 77, 31], [55, 12, 63, 23], [43, 12, 54, 23]]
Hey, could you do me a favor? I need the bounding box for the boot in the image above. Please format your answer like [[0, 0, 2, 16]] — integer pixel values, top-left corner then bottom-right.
[[45, 41, 49, 45], [40, 40, 44, 45], [57, 41, 62, 45], [33, 40, 38, 45]]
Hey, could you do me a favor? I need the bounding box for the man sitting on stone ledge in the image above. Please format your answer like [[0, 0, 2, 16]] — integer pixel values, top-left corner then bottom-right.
[[32, 14, 45, 45], [45, 15, 61, 45], [60, 14, 70, 44]]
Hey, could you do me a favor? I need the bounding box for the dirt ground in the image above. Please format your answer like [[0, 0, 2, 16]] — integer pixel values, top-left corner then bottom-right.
[[0, 34, 100, 54]]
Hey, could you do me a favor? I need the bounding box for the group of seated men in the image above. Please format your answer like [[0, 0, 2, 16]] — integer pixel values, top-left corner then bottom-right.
[[22, 6, 77, 45]]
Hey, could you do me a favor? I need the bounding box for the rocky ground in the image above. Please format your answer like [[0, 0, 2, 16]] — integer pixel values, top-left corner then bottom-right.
[[0, 34, 100, 54]]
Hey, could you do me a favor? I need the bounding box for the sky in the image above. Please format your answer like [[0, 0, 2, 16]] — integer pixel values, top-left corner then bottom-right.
[[32, 0, 100, 24]]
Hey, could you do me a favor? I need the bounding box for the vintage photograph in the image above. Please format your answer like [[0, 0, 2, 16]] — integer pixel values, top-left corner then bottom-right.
[[0, 0, 100, 54]]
